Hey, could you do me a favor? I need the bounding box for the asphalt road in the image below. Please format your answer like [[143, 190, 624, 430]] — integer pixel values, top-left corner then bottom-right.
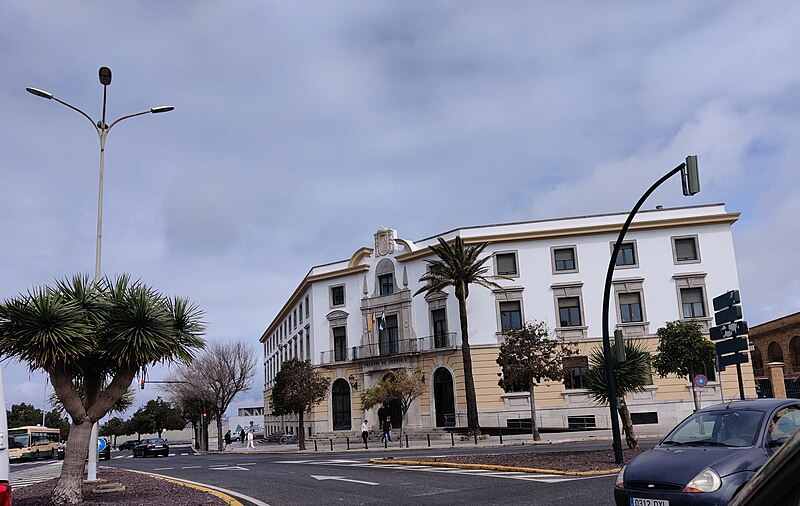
[[98, 444, 620, 506]]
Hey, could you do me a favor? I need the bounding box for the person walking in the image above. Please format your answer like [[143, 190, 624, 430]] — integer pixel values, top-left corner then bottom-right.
[[361, 420, 370, 449], [240, 430, 246, 443], [224, 430, 232, 451], [382, 416, 393, 445], [246, 429, 256, 450]]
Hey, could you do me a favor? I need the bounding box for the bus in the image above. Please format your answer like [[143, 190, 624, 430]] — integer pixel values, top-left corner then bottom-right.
[[0, 368, 11, 505], [8, 426, 60, 461]]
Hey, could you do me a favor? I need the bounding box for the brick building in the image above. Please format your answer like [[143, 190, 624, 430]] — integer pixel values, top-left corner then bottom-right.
[[749, 311, 800, 397]]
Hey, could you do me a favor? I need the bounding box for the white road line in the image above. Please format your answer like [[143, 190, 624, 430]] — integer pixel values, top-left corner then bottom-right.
[[153, 467, 174, 471], [140, 472, 272, 506], [237, 462, 257, 466], [181, 465, 202, 469]]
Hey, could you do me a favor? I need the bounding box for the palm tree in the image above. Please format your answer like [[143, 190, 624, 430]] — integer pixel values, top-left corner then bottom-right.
[[0, 274, 204, 505], [415, 236, 502, 435], [585, 339, 652, 449]]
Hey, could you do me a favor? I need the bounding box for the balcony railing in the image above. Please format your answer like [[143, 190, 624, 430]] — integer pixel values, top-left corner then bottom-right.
[[319, 332, 460, 365]]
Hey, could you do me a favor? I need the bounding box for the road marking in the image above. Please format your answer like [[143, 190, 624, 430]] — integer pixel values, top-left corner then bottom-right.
[[143, 471, 272, 506], [10, 461, 62, 488], [211, 466, 249, 471], [311, 475, 378, 486], [237, 462, 257, 466], [154, 467, 174, 471], [181, 465, 202, 469]]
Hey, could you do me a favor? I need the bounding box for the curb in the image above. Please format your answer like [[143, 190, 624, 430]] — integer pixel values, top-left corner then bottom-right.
[[125, 468, 243, 505], [368, 457, 620, 477]]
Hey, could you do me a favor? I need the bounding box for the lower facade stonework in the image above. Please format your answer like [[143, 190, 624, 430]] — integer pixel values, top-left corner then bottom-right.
[[262, 338, 757, 437]]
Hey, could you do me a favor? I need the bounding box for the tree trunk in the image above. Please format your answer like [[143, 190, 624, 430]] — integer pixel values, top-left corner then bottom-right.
[[618, 397, 639, 449], [216, 416, 224, 452], [298, 410, 306, 450], [689, 371, 700, 411], [457, 291, 481, 435], [50, 420, 93, 505], [529, 378, 540, 441]]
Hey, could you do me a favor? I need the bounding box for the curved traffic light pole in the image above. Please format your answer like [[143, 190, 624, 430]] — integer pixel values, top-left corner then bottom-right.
[[602, 161, 693, 464]]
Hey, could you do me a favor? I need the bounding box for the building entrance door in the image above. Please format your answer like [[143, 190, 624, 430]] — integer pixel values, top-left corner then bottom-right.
[[434, 368, 455, 427], [332, 378, 352, 430]]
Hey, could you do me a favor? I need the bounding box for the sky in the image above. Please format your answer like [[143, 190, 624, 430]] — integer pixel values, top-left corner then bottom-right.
[[2, 2, 799, 417]]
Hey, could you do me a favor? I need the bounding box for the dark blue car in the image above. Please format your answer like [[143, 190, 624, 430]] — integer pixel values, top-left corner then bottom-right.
[[614, 398, 800, 506]]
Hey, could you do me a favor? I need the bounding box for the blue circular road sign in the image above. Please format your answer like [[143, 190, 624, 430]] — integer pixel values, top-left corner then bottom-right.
[[694, 374, 708, 388], [97, 437, 107, 452]]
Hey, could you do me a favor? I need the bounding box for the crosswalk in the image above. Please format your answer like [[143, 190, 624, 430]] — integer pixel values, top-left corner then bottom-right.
[[9, 461, 63, 489], [273, 459, 606, 483], [112, 451, 195, 459]]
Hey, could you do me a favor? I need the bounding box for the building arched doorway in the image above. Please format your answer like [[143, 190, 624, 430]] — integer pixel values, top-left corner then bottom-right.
[[433, 368, 456, 427], [332, 378, 352, 430], [377, 373, 403, 429], [768, 342, 784, 363]]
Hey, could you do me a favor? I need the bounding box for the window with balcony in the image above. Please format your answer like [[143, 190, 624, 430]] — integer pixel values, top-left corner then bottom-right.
[[432, 308, 449, 348], [333, 327, 347, 362], [379, 314, 398, 355]]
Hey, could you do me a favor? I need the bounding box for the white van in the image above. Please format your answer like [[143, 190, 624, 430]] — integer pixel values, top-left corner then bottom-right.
[[0, 367, 11, 505]]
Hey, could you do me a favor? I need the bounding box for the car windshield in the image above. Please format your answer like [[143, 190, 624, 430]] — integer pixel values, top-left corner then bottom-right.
[[663, 409, 764, 448]]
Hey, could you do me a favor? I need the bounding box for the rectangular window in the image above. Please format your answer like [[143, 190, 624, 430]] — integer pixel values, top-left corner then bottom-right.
[[293, 309, 297, 329], [379, 315, 398, 355], [378, 274, 394, 295], [681, 287, 706, 318], [306, 332, 311, 361], [558, 297, 582, 327], [496, 253, 518, 276], [500, 301, 522, 330], [563, 356, 589, 389], [674, 237, 698, 262], [554, 248, 576, 272], [333, 327, 347, 362], [432, 308, 448, 348], [619, 293, 643, 323], [299, 302, 303, 322], [615, 242, 636, 266], [331, 285, 345, 306], [305, 295, 310, 317]]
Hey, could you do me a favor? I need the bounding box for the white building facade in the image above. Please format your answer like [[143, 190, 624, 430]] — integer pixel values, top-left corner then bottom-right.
[[260, 204, 755, 437]]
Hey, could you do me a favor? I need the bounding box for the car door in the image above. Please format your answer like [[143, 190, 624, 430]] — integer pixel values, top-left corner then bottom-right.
[[766, 404, 800, 457]]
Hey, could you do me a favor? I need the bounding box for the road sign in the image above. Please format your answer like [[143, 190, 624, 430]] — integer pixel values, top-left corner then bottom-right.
[[693, 374, 708, 388], [97, 437, 107, 453], [710, 321, 749, 341], [718, 352, 748, 369], [713, 290, 741, 311], [715, 305, 743, 326], [716, 337, 748, 356]]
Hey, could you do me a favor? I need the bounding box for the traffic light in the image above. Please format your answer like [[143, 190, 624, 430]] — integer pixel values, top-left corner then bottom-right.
[[140, 378, 145, 390], [682, 155, 700, 196]]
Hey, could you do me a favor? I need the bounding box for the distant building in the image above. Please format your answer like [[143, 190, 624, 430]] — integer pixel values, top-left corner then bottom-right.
[[227, 406, 264, 437], [748, 311, 800, 397], [260, 204, 754, 437]]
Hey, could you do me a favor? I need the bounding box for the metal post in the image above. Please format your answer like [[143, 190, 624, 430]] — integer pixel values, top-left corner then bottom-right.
[[474, 433, 478, 445], [346, 436, 350, 450], [314, 440, 318, 452], [601, 162, 687, 464], [451, 432, 455, 446], [736, 363, 745, 400], [330, 438, 333, 451], [427, 434, 431, 447], [405, 434, 409, 448], [499, 432, 503, 445]]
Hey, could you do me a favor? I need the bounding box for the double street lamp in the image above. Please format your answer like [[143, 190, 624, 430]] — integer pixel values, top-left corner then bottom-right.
[[26, 67, 173, 481]]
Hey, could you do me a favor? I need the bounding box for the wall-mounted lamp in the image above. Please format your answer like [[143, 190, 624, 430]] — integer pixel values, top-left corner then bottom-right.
[[348, 374, 359, 390]]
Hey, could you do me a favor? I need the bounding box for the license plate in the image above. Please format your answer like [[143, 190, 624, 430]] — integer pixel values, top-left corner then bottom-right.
[[630, 499, 669, 506]]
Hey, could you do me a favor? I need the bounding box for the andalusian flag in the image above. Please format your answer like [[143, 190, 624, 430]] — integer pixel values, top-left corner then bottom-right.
[[368, 312, 375, 332], [379, 310, 386, 331]]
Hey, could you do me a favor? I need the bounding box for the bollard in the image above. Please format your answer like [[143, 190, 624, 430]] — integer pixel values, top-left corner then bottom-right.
[[427, 434, 431, 447], [384, 436, 388, 449], [474, 433, 478, 445], [499, 432, 503, 445], [346, 436, 350, 450], [451, 432, 455, 446], [405, 434, 409, 448], [330, 439, 333, 451], [314, 440, 318, 451]]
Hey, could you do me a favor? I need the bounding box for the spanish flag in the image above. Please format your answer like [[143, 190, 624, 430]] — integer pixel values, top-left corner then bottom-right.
[[368, 312, 376, 332]]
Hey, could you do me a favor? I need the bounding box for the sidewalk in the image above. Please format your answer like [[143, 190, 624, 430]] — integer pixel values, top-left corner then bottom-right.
[[216, 425, 668, 455]]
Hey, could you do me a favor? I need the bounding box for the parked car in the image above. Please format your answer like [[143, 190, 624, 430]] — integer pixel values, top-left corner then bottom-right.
[[117, 440, 139, 451], [615, 398, 800, 506], [57, 438, 110, 460], [132, 438, 169, 458]]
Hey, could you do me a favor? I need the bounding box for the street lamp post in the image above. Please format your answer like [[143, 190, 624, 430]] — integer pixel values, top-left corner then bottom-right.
[[26, 67, 173, 481], [602, 157, 700, 464]]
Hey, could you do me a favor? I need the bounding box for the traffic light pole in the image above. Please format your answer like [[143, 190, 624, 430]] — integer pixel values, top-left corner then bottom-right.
[[602, 162, 689, 464]]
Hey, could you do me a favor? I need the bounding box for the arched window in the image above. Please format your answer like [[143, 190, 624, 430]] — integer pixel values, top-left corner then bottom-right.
[[790, 336, 800, 367], [768, 342, 784, 363], [752, 348, 764, 373], [331, 378, 352, 430]]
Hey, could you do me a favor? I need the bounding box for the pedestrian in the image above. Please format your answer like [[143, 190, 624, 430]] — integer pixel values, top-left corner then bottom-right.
[[224, 430, 232, 451], [361, 420, 369, 449], [246, 429, 256, 449], [382, 416, 392, 444], [240, 430, 246, 443]]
